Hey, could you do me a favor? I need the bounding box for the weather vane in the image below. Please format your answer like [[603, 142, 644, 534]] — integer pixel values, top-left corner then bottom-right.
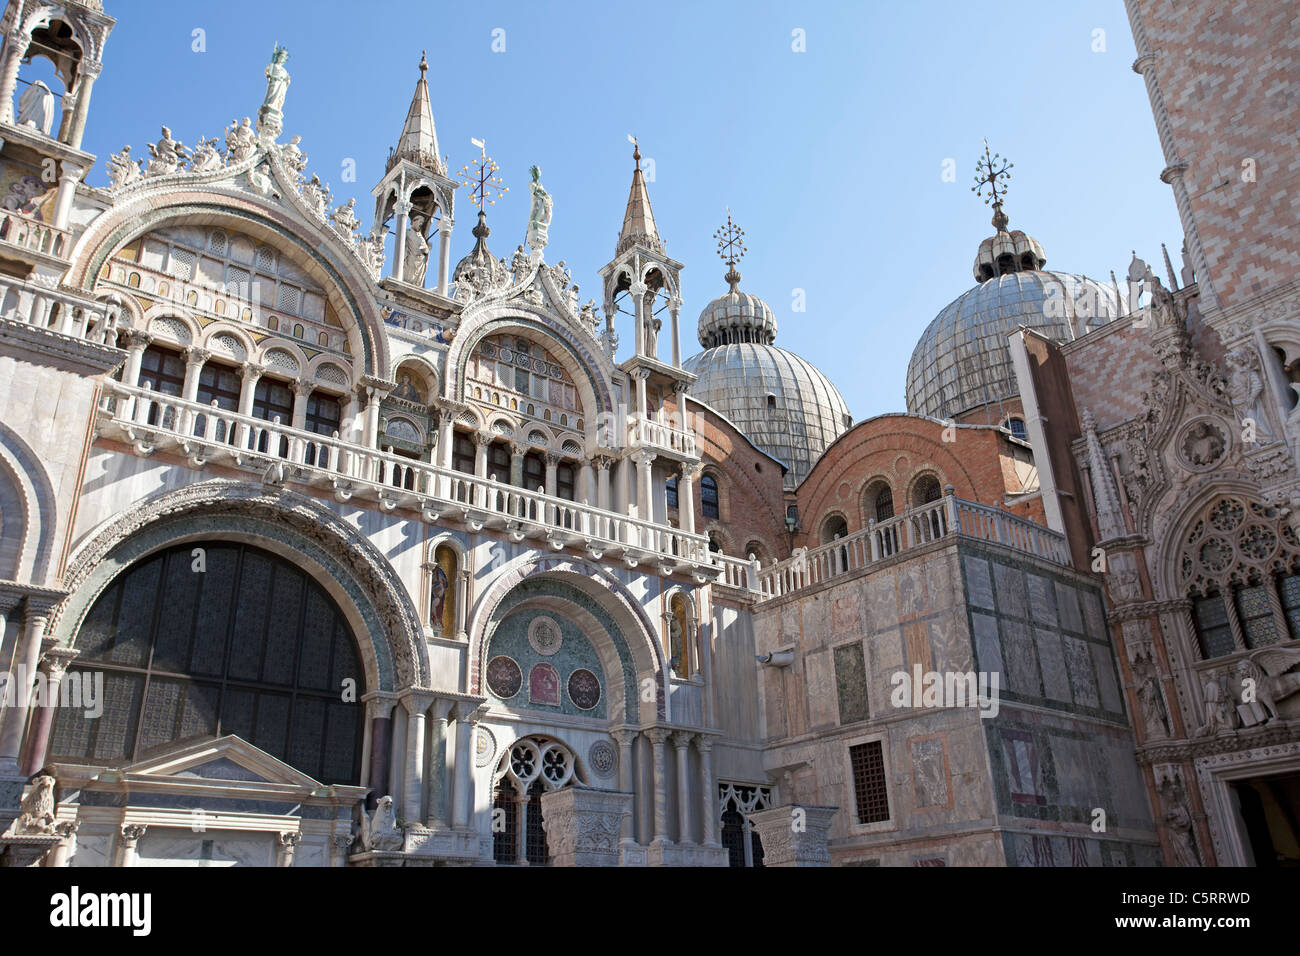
[[713, 208, 747, 268], [457, 137, 508, 208]]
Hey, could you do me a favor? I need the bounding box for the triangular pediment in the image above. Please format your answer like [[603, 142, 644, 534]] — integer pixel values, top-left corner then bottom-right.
[[122, 735, 324, 790]]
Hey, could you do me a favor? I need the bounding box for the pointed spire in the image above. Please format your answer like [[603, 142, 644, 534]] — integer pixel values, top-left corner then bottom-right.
[[1081, 408, 1127, 541], [390, 51, 443, 175], [616, 138, 661, 255]]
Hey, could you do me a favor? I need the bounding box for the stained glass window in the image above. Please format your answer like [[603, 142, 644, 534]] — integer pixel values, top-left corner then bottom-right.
[[48, 542, 365, 784]]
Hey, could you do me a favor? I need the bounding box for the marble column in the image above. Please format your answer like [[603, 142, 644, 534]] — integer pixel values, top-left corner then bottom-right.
[[392, 200, 411, 282], [437, 413, 455, 469], [473, 431, 491, 479], [631, 280, 647, 358], [678, 465, 696, 534], [181, 347, 209, 403], [20, 648, 78, 776], [508, 440, 526, 487], [275, 832, 301, 867], [362, 386, 383, 449], [0, 29, 27, 124], [544, 453, 559, 497], [670, 301, 682, 368], [0, 608, 48, 771], [117, 824, 147, 867], [51, 161, 86, 231], [48, 821, 80, 868], [451, 704, 480, 829], [634, 451, 655, 522], [363, 696, 397, 806], [671, 731, 693, 844], [595, 456, 612, 512], [610, 729, 638, 846], [401, 691, 432, 824], [426, 700, 453, 827], [697, 738, 720, 846], [437, 217, 454, 296], [291, 379, 313, 431], [66, 61, 101, 151], [121, 330, 154, 388], [646, 728, 670, 845]]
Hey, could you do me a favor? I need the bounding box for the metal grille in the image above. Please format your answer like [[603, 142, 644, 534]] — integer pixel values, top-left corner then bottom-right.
[[1193, 593, 1235, 659], [492, 780, 518, 864], [525, 779, 549, 865], [850, 741, 890, 824]]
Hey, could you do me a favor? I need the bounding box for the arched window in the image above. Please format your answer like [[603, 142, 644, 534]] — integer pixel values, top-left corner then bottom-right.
[[874, 484, 894, 522], [701, 474, 720, 520], [430, 544, 457, 637], [49, 542, 366, 783], [719, 783, 772, 868], [492, 737, 581, 865], [912, 474, 942, 507], [1005, 417, 1029, 442]]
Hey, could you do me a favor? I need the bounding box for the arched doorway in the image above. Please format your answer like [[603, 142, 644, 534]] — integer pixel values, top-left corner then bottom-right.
[[48, 541, 367, 784]]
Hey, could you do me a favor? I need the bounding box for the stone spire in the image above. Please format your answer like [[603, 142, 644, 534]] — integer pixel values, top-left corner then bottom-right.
[[1081, 408, 1127, 541], [389, 52, 443, 175], [616, 140, 661, 255]]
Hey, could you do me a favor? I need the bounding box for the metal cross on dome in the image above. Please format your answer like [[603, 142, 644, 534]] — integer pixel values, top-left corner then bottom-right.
[[713, 208, 747, 267], [457, 138, 508, 208], [971, 139, 1013, 208]]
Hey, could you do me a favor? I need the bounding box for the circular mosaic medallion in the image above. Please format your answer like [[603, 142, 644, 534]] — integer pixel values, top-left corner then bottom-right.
[[528, 616, 563, 656], [588, 740, 617, 778], [567, 668, 602, 711], [486, 655, 522, 699], [475, 727, 497, 767]]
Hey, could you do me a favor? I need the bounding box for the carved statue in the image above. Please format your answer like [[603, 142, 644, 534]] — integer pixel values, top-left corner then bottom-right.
[[261, 45, 291, 114], [1157, 775, 1201, 867], [189, 136, 223, 173], [1132, 654, 1169, 740], [3, 774, 57, 836], [359, 233, 386, 279], [358, 795, 403, 851], [145, 126, 187, 176], [578, 299, 601, 336], [105, 146, 143, 189], [280, 135, 308, 181], [246, 162, 276, 199], [15, 79, 54, 135], [300, 173, 330, 218], [525, 165, 552, 253], [1225, 347, 1274, 441], [1194, 675, 1239, 736], [330, 197, 360, 237], [511, 244, 530, 283], [403, 215, 430, 285], [225, 117, 258, 164], [1237, 646, 1300, 723]]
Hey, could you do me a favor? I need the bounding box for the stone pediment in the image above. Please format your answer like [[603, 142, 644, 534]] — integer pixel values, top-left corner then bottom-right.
[[121, 735, 325, 791]]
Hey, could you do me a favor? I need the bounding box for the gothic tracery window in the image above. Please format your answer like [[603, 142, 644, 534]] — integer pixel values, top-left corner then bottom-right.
[[719, 782, 771, 868], [491, 736, 581, 866], [1178, 496, 1300, 659]]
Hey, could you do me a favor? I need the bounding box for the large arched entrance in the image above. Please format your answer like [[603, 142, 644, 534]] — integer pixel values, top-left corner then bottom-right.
[[48, 541, 367, 784]]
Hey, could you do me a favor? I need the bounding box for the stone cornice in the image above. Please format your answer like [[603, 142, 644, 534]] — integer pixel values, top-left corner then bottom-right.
[[1137, 719, 1300, 764], [0, 318, 124, 375], [1106, 597, 1191, 624]]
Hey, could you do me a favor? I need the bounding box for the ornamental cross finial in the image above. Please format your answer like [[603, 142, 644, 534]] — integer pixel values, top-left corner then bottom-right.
[[714, 208, 747, 268], [457, 138, 508, 208], [971, 139, 1013, 230]]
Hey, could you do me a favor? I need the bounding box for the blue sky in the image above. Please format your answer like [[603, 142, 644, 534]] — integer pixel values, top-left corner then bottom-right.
[[62, 0, 1180, 419]]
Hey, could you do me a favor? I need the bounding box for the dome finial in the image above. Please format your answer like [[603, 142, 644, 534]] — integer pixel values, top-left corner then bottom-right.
[[971, 138, 1014, 233], [418, 50, 428, 75], [714, 207, 747, 292]]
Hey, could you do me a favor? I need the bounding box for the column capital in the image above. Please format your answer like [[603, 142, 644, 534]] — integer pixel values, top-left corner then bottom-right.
[[669, 729, 694, 749], [363, 692, 400, 721], [292, 377, 316, 398], [695, 736, 714, 755], [473, 429, 495, 447], [399, 689, 438, 714], [183, 346, 211, 367], [277, 831, 302, 848], [331, 832, 355, 852], [438, 216, 455, 234], [678, 463, 700, 483], [120, 823, 147, 844], [644, 727, 670, 747], [609, 728, 638, 748], [592, 454, 615, 472], [38, 646, 79, 679], [240, 361, 266, 382], [509, 438, 529, 457], [453, 701, 489, 724], [394, 199, 413, 217], [78, 59, 103, 79], [631, 367, 652, 382], [121, 328, 154, 350], [544, 451, 563, 467]]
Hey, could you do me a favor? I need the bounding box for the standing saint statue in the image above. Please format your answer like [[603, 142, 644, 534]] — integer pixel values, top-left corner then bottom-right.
[[15, 80, 54, 135], [526, 165, 552, 254], [404, 214, 430, 285], [257, 45, 290, 141]]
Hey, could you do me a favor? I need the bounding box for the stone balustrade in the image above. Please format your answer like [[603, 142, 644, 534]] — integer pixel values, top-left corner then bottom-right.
[[99, 381, 716, 571], [0, 209, 74, 262], [0, 274, 119, 345]]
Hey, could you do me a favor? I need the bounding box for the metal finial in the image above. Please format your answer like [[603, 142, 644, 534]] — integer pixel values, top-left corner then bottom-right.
[[713, 207, 747, 290], [419, 51, 428, 75], [971, 139, 1014, 232], [457, 137, 508, 209]]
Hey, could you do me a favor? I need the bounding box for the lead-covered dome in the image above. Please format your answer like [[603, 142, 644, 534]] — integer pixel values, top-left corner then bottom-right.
[[684, 266, 850, 488], [905, 210, 1119, 420]]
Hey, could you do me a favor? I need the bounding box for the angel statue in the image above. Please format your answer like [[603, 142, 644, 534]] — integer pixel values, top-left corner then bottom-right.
[[526, 165, 552, 254]]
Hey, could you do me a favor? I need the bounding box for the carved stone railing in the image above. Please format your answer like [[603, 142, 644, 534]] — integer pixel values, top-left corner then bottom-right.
[[98, 382, 716, 572], [757, 494, 1070, 601], [0, 209, 74, 261], [626, 414, 697, 458], [0, 275, 119, 345]]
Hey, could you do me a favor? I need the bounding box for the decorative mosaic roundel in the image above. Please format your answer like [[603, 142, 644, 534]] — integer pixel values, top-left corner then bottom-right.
[[475, 727, 497, 767], [567, 668, 601, 711], [486, 655, 522, 699], [528, 616, 562, 656], [588, 740, 617, 778]]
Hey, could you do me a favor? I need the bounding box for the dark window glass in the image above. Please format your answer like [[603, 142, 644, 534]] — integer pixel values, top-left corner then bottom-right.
[[666, 478, 678, 510], [1007, 418, 1029, 441], [304, 392, 341, 436], [701, 474, 719, 520], [874, 486, 894, 522], [138, 346, 185, 396], [48, 543, 365, 784], [913, 475, 942, 506], [1192, 592, 1236, 659], [252, 378, 293, 424], [556, 463, 575, 501], [488, 441, 510, 483], [850, 741, 890, 824], [452, 433, 476, 474], [523, 452, 545, 492], [196, 363, 241, 410], [1279, 574, 1300, 641], [1235, 583, 1281, 649]]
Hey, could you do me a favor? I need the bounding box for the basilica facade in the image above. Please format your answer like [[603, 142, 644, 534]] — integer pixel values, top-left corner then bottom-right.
[[0, 0, 1295, 868]]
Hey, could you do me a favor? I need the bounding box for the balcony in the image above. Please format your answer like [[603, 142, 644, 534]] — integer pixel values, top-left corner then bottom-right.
[[98, 382, 723, 578], [0, 208, 75, 268], [625, 413, 697, 459], [756, 495, 1071, 601]]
